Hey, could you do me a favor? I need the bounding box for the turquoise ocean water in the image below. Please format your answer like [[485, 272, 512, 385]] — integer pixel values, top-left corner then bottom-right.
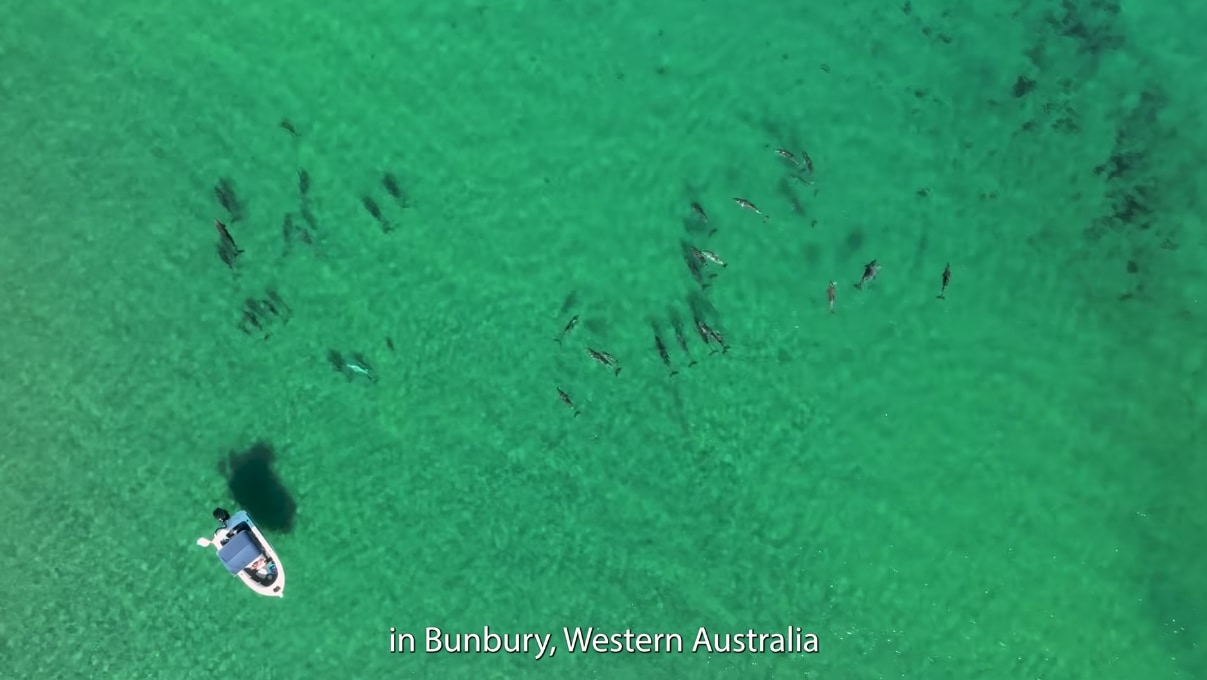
[[1, 1, 1204, 678]]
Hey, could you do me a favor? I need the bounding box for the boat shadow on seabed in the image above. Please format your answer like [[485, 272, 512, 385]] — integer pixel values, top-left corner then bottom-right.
[[217, 441, 297, 534]]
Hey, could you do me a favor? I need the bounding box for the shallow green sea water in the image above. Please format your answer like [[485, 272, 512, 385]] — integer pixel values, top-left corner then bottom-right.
[[1, 1, 1204, 678]]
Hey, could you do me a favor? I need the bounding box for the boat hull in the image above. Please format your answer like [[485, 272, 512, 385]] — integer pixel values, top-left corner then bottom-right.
[[198, 511, 286, 598]]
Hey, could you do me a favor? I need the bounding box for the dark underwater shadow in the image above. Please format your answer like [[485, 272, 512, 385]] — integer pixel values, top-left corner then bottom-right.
[[218, 441, 297, 533]]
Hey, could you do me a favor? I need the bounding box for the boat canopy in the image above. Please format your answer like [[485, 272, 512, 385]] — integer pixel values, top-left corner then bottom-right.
[[218, 531, 263, 574]]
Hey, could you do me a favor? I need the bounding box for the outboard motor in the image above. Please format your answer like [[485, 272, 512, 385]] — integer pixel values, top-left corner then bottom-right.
[[213, 507, 231, 524]]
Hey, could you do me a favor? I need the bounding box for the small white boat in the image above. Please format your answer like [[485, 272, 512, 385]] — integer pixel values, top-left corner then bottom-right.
[[196, 508, 285, 598]]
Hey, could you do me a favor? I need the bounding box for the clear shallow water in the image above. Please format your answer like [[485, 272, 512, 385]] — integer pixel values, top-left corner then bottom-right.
[[1, 1, 1204, 678]]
